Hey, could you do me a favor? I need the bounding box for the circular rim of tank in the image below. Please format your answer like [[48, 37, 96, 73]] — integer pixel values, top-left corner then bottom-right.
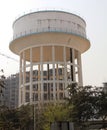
[[13, 10, 86, 28], [9, 31, 90, 55]]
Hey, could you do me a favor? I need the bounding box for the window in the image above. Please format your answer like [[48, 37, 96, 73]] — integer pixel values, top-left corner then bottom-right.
[[59, 92, 63, 100], [25, 92, 30, 102], [59, 83, 63, 90], [49, 69, 53, 76], [26, 72, 30, 83], [58, 68, 62, 75], [51, 83, 53, 91], [26, 85, 29, 90], [55, 83, 57, 91], [33, 84, 38, 91], [43, 71, 47, 76], [51, 93, 53, 100], [44, 93, 47, 100], [44, 83, 47, 91], [33, 93, 38, 101]]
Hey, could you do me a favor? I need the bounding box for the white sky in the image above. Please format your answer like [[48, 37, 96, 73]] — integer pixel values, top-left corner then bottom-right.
[[0, 0, 107, 86]]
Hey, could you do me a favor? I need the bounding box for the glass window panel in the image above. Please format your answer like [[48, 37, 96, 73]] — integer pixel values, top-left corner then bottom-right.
[[50, 83, 53, 91], [33, 93, 38, 101], [26, 67, 30, 83], [44, 93, 48, 100], [59, 92, 63, 100], [55, 64, 64, 80], [25, 92, 30, 102], [26, 85, 30, 90], [32, 65, 38, 81], [59, 83, 63, 90], [43, 64, 48, 77], [33, 84, 38, 91], [55, 83, 57, 91], [44, 83, 47, 91], [51, 93, 53, 100]]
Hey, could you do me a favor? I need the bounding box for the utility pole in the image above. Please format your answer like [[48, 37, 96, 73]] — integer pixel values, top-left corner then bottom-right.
[[34, 102, 36, 130], [34, 93, 36, 130]]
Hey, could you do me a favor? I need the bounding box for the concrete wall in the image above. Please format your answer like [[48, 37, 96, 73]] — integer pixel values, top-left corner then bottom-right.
[[13, 11, 86, 39]]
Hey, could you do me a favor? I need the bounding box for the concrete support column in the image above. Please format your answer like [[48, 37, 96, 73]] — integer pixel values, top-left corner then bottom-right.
[[19, 53, 22, 106], [72, 49, 76, 82], [23, 51, 25, 104], [52, 46, 56, 100], [38, 64, 41, 102], [77, 52, 83, 86], [63, 46, 68, 97], [40, 46, 43, 102], [56, 64, 59, 100], [30, 48, 33, 104]]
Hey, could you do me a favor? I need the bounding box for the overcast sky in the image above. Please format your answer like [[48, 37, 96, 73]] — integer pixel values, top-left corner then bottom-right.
[[0, 0, 107, 86]]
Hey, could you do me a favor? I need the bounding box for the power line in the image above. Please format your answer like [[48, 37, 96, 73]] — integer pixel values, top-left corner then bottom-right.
[[0, 52, 18, 62]]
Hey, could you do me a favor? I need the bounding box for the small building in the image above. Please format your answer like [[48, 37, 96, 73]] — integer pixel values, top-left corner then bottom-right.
[[4, 74, 19, 109], [103, 82, 107, 93]]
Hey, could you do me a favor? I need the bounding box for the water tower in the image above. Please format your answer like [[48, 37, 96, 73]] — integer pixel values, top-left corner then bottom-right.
[[9, 10, 90, 107]]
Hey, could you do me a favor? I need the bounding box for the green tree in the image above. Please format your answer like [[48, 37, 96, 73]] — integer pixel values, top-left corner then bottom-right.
[[0, 106, 19, 130], [17, 104, 33, 130], [0, 69, 5, 104], [95, 87, 107, 128], [66, 83, 95, 126], [42, 103, 70, 130], [0, 69, 5, 92]]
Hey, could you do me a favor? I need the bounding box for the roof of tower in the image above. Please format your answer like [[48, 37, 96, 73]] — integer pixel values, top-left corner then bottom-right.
[[13, 10, 86, 27]]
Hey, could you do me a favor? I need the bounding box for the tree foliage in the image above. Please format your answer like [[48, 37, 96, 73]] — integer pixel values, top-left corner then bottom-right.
[[42, 103, 70, 130], [0, 104, 33, 130], [67, 83, 107, 128], [67, 83, 95, 123], [0, 106, 19, 130], [94, 87, 107, 128], [0, 83, 107, 129], [17, 104, 34, 129], [0, 69, 5, 95]]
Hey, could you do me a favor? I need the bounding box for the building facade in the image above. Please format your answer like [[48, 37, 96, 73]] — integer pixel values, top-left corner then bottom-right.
[[4, 74, 19, 109], [9, 10, 90, 107], [103, 82, 107, 93]]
